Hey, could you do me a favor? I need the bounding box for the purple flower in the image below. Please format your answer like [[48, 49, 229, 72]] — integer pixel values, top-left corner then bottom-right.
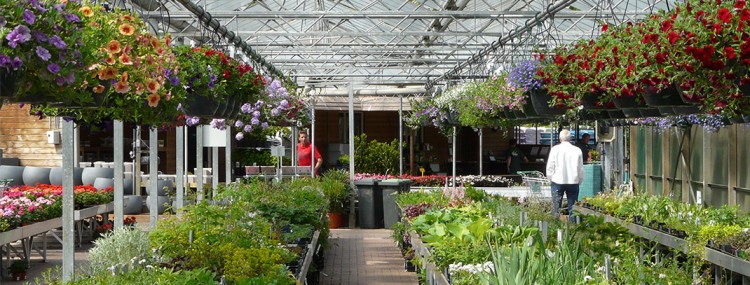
[[35, 46, 51, 61], [243, 125, 253, 132], [234, 120, 244, 128], [47, 63, 61, 74], [251, 118, 259, 125], [64, 13, 80, 23], [235, 132, 244, 141], [240, 103, 252, 113], [53, 3, 65, 12], [23, 9, 36, 25], [169, 76, 180, 86], [210, 119, 226, 130], [252, 110, 260, 118], [261, 122, 269, 129], [186, 116, 200, 126], [11, 57, 23, 69], [56, 76, 66, 86], [271, 108, 280, 117], [0, 55, 10, 67], [209, 74, 216, 83], [49, 35, 67, 49], [64, 72, 75, 84], [71, 50, 81, 60], [279, 99, 289, 108], [207, 81, 215, 89], [6, 25, 31, 48], [0, 17, 6, 28], [32, 30, 48, 42]]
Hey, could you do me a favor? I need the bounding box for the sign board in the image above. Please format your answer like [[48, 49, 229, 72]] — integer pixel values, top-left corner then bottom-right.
[[202, 126, 227, 147]]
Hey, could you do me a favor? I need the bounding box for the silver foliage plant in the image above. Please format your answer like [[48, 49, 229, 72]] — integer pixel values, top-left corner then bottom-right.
[[87, 227, 152, 274]]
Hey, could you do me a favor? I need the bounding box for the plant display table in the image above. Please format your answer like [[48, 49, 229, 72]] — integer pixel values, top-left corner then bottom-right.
[[409, 230, 450, 285], [575, 206, 750, 277]]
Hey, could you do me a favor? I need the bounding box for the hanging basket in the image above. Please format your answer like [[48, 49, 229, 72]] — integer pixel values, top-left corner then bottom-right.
[[184, 93, 219, 117], [642, 85, 689, 107], [607, 110, 627, 119], [612, 94, 646, 109], [529, 89, 566, 116], [621, 109, 641, 118], [671, 105, 700, 115], [639, 108, 661, 117], [581, 92, 611, 110], [0, 69, 20, 99]]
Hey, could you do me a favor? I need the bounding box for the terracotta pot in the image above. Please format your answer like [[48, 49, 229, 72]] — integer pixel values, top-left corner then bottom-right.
[[328, 212, 348, 229]]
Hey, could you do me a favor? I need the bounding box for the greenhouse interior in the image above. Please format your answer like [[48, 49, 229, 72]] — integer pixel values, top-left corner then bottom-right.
[[1, 0, 750, 284]]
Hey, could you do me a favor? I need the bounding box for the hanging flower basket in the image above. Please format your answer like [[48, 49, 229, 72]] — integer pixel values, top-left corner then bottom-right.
[[638, 108, 661, 118], [642, 85, 689, 107], [529, 88, 565, 116], [612, 94, 646, 109], [0, 69, 20, 98], [184, 93, 219, 117], [606, 110, 626, 119], [622, 109, 641, 118]]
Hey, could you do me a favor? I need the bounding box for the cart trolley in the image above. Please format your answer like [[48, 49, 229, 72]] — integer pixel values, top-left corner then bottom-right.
[[517, 171, 551, 198]]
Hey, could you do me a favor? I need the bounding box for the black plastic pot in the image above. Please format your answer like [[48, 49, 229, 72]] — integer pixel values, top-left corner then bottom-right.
[[529, 89, 566, 116]]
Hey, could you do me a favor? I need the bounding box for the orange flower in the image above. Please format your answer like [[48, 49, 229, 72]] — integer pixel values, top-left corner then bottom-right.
[[114, 81, 130, 93], [105, 56, 116, 65], [92, 85, 105, 93], [98, 67, 118, 80], [156, 46, 166, 55], [147, 93, 160, 107], [150, 36, 160, 48], [107, 40, 121, 54], [79, 6, 93, 17], [119, 53, 133, 65], [119, 23, 134, 35], [121, 71, 129, 82], [120, 15, 135, 22], [146, 79, 161, 93], [134, 82, 144, 95]]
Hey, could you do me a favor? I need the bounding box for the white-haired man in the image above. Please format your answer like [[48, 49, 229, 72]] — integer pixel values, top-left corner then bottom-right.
[[546, 129, 584, 222]]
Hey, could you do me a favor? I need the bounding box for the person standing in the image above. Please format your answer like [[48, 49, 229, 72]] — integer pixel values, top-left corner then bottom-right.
[[505, 139, 528, 175], [576, 133, 593, 163], [297, 130, 322, 175], [546, 130, 584, 221]]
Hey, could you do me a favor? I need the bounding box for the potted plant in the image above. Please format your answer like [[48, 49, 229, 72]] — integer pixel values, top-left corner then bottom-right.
[[320, 170, 352, 228], [8, 259, 29, 281]]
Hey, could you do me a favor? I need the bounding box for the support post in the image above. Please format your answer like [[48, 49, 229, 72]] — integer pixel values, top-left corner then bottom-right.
[[452, 126, 457, 187], [226, 128, 232, 185], [399, 94, 403, 176], [479, 128, 483, 176], [134, 126, 141, 196], [311, 102, 316, 177], [197, 125, 204, 202], [62, 120, 75, 282], [114, 120, 124, 228], [348, 79, 356, 227], [212, 146, 219, 198], [176, 126, 184, 212], [149, 128, 158, 229]]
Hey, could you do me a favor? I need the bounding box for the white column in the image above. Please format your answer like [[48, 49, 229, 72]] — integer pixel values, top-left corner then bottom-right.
[[399, 94, 403, 176], [452, 127, 457, 187], [62, 120, 75, 282], [479, 128, 483, 176], [212, 146, 219, 197], [311, 103, 316, 177], [113, 120, 124, 228], [226, 128, 232, 185], [176, 126, 184, 212], [348, 79, 355, 186], [149, 128, 158, 229], [196, 125, 204, 202]]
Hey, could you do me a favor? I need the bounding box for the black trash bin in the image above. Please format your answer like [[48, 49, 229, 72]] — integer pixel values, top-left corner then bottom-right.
[[380, 179, 412, 228], [355, 179, 383, 229]]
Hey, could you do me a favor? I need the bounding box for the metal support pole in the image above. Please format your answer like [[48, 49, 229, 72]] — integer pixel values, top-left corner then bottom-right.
[[452, 126, 457, 187], [226, 128, 231, 185], [348, 79, 355, 186], [114, 121, 124, 229], [149, 128, 158, 229], [134, 126, 141, 195], [479, 128, 483, 176], [399, 94, 403, 176], [197, 125, 204, 202], [212, 146, 219, 197], [62, 120, 75, 282], [292, 126, 298, 166], [176, 126, 184, 212], [311, 103, 316, 177]]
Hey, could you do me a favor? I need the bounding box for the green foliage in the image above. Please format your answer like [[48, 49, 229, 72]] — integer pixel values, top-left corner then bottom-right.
[[88, 227, 152, 273], [63, 267, 219, 285], [353, 133, 401, 174], [234, 149, 278, 167], [220, 244, 291, 283], [395, 191, 449, 209], [320, 170, 352, 213]]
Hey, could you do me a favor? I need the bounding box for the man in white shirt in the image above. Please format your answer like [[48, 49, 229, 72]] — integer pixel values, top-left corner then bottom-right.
[[546, 129, 584, 222]]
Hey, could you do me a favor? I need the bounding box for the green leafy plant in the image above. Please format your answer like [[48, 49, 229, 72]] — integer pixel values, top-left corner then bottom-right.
[[320, 170, 352, 213], [353, 133, 402, 174], [88, 227, 152, 274]]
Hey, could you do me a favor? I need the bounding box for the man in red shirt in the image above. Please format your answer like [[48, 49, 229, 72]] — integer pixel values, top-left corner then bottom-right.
[[297, 130, 322, 174]]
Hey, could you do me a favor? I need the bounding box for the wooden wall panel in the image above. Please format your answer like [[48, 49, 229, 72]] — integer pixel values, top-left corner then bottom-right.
[[0, 104, 62, 167]]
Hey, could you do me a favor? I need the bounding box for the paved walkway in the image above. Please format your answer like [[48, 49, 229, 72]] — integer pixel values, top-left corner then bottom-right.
[[320, 229, 418, 285]]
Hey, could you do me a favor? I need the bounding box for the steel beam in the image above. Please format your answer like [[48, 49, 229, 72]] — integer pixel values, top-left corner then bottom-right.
[[142, 10, 636, 19], [175, 31, 502, 38]]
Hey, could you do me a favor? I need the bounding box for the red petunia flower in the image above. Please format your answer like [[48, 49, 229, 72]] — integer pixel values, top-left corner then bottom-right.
[[718, 8, 733, 23], [725, 46, 737, 59]]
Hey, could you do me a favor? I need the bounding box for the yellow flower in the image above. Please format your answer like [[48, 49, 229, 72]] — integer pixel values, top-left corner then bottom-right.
[[150, 36, 160, 48], [107, 40, 121, 54], [147, 93, 160, 107], [79, 6, 93, 17], [119, 23, 134, 35]]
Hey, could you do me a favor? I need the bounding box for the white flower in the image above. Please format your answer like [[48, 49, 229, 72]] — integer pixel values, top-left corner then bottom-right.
[[545, 249, 556, 258], [583, 275, 593, 282], [659, 273, 666, 279]]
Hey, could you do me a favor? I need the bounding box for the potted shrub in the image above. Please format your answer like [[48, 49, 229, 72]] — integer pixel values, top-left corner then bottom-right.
[[321, 170, 352, 228], [8, 259, 29, 281]]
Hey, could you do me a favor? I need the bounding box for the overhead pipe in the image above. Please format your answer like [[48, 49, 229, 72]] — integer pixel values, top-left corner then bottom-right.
[[428, 0, 578, 87], [172, 0, 285, 79]]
